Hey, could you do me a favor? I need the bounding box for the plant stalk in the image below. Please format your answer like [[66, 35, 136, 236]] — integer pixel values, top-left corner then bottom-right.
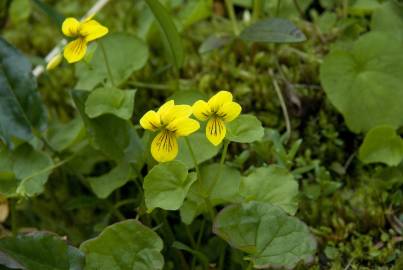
[[224, 0, 240, 36]]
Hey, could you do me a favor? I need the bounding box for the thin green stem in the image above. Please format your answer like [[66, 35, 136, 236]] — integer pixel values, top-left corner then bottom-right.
[[276, 0, 282, 16], [184, 137, 202, 184], [206, 140, 230, 196], [272, 72, 291, 143], [11, 199, 17, 236], [224, 0, 240, 36], [184, 137, 216, 220], [252, 0, 263, 21], [98, 40, 116, 87], [246, 261, 254, 270]]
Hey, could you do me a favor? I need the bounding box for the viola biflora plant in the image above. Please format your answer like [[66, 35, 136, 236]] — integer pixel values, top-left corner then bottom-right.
[[0, 1, 341, 269]]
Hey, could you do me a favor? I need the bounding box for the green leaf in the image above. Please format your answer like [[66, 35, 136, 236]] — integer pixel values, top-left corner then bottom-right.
[[76, 33, 148, 90], [358, 125, 403, 166], [371, 0, 403, 42], [349, 0, 381, 16], [240, 18, 306, 43], [85, 88, 136, 120], [88, 163, 134, 199], [144, 161, 196, 211], [198, 34, 235, 54], [0, 144, 53, 198], [0, 37, 47, 146], [80, 220, 164, 270], [47, 117, 84, 152], [0, 232, 84, 270], [180, 163, 241, 224], [226, 114, 264, 143], [145, 0, 185, 69], [320, 31, 403, 133], [240, 166, 299, 215], [72, 91, 135, 161], [213, 202, 317, 269], [9, 0, 31, 24], [176, 133, 220, 168]]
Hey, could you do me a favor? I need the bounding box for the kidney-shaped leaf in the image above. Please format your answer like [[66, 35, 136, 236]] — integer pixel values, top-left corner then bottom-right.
[[240, 18, 306, 43], [320, 31, 403, 133], [226, 114, 264, 143], [180, 163, 241, 224], [144, 161, 196, 211], [0, 37, 47, 146], [85, 87, 136, 120], [240, 166, 299, 215], [0, 144, 53, 198], [73, 91, 134, 161], [76, 33, 148, 90], [80, 220, 164, 270], [213, 202, 317, 269], [88, 162, 134, 199], [358, 125, 403, 166], [0, 232, 84, 270]]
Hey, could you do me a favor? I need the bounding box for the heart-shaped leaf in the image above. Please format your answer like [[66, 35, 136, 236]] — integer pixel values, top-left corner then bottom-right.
[[240, 165, 299, 215], [226, 114, 264, 143], [144, 161, 196, 211], [359, 125, 403, 166], [320, 31, 403, 133], [80, 220, 164, 270], [75, 33, 148, 90], [0, 144, 53, 198], [85, 88, 136, 120], [180, 163, 241, 224], [88, 162, 134, 199], [213, 202, 317, 269]]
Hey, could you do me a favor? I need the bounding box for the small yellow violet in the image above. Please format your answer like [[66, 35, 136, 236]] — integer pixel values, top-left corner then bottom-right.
[[193, 91, 241, 146], [140, 100, 200, 163], [61, 16, 108, 63]]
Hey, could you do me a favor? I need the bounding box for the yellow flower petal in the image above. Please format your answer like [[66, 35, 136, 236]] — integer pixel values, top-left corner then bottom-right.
[[218, 101, 242, 122], [206, 117, 226, 146], [151, 130, 178, 162], [167, 118, 200, 137], [140, 110, 161, 131], [62, 17, 80, 37], [63, 38, 87, 63], [79, 20, 109, 42], [208, 91, 233, 112], [46, 53, 63, 71], [158, 100, 192, 124], [192, 100, 211, 121]]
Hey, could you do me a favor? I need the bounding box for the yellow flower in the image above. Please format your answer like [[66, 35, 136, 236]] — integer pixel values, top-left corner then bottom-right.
[[61, 16, 108, 63], [192, 91, 241, 146], [140, 100, 200, 163], [46, 53, 63, 71]]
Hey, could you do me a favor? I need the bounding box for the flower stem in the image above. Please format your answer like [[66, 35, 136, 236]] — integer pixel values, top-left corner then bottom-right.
[[184, 137, 216, 220], [10, 199, 17, 236], [184, 137, 202, 184], [98, 40, 116, 87], [252, 0, 263, 21], [224, 0, 240, 36], [272, 72, 291, 143], [206, 140, 230, 196]]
